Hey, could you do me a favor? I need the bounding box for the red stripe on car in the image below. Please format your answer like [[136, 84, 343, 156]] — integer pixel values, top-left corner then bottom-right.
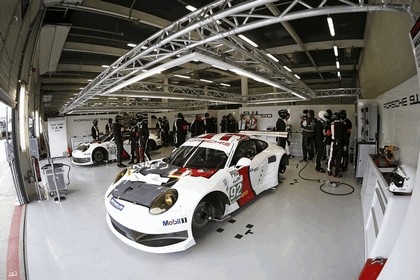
[[237, 166, 256, 207]]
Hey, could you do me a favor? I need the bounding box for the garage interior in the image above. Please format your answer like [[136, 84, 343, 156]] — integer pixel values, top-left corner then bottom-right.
[[1, 0, 420, 279]]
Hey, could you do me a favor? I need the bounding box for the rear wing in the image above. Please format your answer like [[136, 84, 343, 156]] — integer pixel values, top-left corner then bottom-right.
[[239, 130, 288, 138]]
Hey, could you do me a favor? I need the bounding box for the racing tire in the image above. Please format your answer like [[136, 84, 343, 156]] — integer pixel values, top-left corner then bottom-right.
[[147, 139, 157, 151], [192, 201, 213, 236], [93, 149, 106, 163]]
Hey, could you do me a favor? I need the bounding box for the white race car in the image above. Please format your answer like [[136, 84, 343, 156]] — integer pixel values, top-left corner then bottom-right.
[[72, 132, 161, 165], [105, 133, 288, 253]]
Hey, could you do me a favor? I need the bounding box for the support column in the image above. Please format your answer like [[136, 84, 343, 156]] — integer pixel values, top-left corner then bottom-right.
[[241, 76, 248, 107], [204, 85, 208, 111], [163, 76, 169, 106]]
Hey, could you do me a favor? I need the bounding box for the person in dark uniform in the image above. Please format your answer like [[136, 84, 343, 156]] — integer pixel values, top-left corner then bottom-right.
[[324, 109, 333, 160], [314, 110, 329, 173], [190, 114, 206, 137], [161, 116, 170, 146], [128, 118, 140, 164], [327, 111, 346, 177], [156, 117, 164, 142], [204, 113, 213, 133], [105, 118, 113, 134], [300, 109, 316, 161], [220, 115, 227, 133], [341, 110, 352, 171], [113, 115, 126, 167], [91, 119, 100, 141], [136, 113, 150, 162], [276, 109, 288, 149], [173, 112, 188, 148], [226, 113, 237, 133]]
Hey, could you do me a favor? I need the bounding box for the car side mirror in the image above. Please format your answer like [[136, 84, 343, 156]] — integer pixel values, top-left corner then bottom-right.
[[235, 157, 251, 170]]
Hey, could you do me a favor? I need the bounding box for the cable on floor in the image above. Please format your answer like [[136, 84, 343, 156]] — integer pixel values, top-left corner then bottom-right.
[[297, 160, 320, 182], [319, 181, 355, 196]]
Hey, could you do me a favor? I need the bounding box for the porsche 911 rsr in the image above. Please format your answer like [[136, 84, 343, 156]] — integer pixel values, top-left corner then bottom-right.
[[105, 133, 287, 253], [72, 132, 161, 165]]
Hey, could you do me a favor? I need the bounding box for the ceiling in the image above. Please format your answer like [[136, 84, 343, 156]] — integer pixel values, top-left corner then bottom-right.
[[37, 0, 414, 116]]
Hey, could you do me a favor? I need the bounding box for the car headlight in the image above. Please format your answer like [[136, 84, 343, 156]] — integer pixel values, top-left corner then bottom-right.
[[149, 189, 178, 215], [113, 168, 128, 184]]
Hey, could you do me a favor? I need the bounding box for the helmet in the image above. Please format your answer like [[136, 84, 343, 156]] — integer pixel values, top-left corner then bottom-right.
[[278, 109, 288, 119], [331, 112, 338, 121], [135, 112, 143, 121], [204, 113, 209, 118], [177, 112, 183, 118], [130, 118, 137, 126], [93, 119, 98, 125], [339, 110, 347, 119], [108, 118, 113, 123], [318, 110, 329, 122], [115, 115, 123, 122]]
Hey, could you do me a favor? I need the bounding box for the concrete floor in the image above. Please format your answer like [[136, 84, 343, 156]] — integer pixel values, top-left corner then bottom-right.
[[23, 147, 364, 279]]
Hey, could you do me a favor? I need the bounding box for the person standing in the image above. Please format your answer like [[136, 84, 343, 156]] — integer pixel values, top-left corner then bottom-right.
[[237, 114, 248, 131], [341, 110, 352, 171], [161, 116, 170, 146], [248, 112, 258, 130], [300, 109, 316, 161], [327, 111, 346, 177], [314, 110, 329, 173], [113, 115, 126, 167], [128, 118, 140, 164], [91, 119, 100, 141], [226, 113, 237, 133], [276, 109, 288, 149], [173, 113, 188, 148], [156, 117, 164, 142], [220, 115, 227, 133], [136, 113, 150, 162], [204, 113, 213, 133], [190, 114, 205, 137], [105, 118, 113, 134]]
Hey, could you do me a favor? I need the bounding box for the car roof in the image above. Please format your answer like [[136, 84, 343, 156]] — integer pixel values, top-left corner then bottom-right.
[[183, 133, 250, 154]]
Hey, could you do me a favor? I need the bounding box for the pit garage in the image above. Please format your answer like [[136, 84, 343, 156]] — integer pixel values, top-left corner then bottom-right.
[[1, 1, 420, 279]]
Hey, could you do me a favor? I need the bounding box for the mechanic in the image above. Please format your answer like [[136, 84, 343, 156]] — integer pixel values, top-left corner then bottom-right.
[[173, 112, 188, 148], [341, 110, 352, 171], [91, 119, 100, 141], [105, 118, 113, 134], [327, 111, 346, 177], [324, 109, 333, 161], [156, 117, 164, 142], [128, 118, 140, 164], [237, 114, 249, 131], [190, 114, 205, 137], [204, 113, 213, 133], [136, 113, 150, 162], [219, 115, 227, 133], [161, 116, 170, 146], [300, 109, 316, 162], [314, 110, 329, 173], [276, 109, 288, 149], [113, 115, 126, 168], [226, 113, 237, 133], [248, 112, 258, 130]]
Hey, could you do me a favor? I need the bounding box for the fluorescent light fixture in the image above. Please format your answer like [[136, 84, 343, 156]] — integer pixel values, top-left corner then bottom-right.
[[337, 71, 341, 78], [248, 98, 302, 105], [200, 79, 213, 83], [238, 34, 258, 48], [333, 45, 338, 57], [101, 65, 109, 68], [294, 74, 301, 79], [336, 61, 340, 69], [220, 83, 231, 87], [327, 16, 335, 36], [283, 66, 292, 72], [19, 83, 27, 152], [91, 97, 100, 100], [266, 53, 279, 63], [214, 44, 223, 48], [185, 5, 197, 12], [127, 43, 136, 48], [79, 87, 84, 90], [174, 74, 190, 79], [73, 93, 78, 96], [212, 64, 227, 71], [141, 46, 148, 50], [87, 79, 93, 82], [108, 97, 118, 100]]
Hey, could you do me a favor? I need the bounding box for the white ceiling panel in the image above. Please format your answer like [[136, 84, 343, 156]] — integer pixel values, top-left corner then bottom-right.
[[38, 25, 70, 75]]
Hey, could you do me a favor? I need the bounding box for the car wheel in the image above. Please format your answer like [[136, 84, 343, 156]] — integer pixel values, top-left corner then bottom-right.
[[192, 201, 213, 235], [93, 149, 105, 163]]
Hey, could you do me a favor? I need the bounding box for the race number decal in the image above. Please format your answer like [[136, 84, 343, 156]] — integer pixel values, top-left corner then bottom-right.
[[229, 182, 243, 201]]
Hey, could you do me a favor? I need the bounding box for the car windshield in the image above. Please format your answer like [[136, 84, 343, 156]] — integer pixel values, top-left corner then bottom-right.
[[165, 145, 228, 170], [99, 133, 113, 142]]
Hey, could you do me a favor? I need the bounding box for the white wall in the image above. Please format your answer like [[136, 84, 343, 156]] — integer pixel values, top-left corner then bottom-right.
[[376, 75, 420, 166]]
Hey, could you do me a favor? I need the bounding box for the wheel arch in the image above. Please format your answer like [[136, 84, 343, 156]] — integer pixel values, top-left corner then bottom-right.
[[93, 147, 109, 161], [199, 191, 229, 219]]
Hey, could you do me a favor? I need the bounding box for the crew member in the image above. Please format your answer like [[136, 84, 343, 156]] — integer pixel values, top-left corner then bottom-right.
[[173, 113, 188, 147], [204, 113, 214, 133], [237, 114, 248, 131], [128, 118, 139, 164], [161, 116, 170, 147], [105, 118, 113, 134], [276, 109, 288, 149], [327, 111, 346, 177], [220, 115, 227, 133], [341, 110, 352, 171], [91, 119, 100, 141], [136, 113, 150, 162], [113, 115, 125, 167], [226, 113, 237, 133], [300, 109, 316, 162], [190, 114, 205, 137], [248, 112, 257, 130], [156, 117, 164, 142], [315, 110, 329, 173]]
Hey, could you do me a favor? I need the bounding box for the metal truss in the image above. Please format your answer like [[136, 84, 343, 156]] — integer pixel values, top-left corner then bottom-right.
[[60, 0, 414, 114], [315, 88, 363, 98]]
